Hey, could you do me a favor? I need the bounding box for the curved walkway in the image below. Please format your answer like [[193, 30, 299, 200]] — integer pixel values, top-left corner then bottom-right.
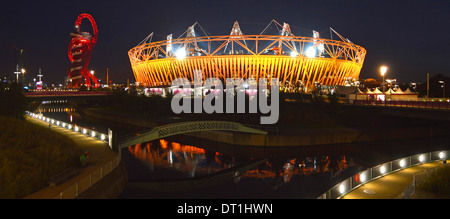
[[24, 116, 117, 199], [342, 161, 449, 199]]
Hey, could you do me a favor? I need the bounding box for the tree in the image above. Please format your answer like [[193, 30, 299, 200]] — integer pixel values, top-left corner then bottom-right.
[[0, 82, 27, 119]]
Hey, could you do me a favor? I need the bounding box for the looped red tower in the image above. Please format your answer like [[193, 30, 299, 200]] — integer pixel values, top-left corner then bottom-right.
[[67, 13, 100, 88]]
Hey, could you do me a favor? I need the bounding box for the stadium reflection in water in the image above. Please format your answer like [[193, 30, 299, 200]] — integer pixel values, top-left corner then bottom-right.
[[127, 139, 350, 187]]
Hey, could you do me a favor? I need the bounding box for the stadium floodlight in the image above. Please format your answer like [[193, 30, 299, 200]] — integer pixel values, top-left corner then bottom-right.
[[290, 51, 298, 57], [305, 47, 316, 58], [175, 48, 187, 60], [318, 44, 324, 54]]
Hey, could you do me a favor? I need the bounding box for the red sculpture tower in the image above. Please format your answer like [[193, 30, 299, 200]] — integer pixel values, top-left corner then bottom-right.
[[67, 13, 100, 88]]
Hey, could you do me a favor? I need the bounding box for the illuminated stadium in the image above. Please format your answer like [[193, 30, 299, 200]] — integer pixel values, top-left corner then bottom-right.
[[128, 20, 367, 92]]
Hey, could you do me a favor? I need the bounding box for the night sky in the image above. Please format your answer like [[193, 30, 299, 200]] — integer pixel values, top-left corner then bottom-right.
[[1, 0, 450, 85]]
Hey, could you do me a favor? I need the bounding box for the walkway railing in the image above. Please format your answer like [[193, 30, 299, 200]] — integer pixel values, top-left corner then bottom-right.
[[26, 112, 112, 148], [51, 155, 121, 199], [353, 99, 450, 110], [26, 112, 120, 199], [318, 150, 449, 199]]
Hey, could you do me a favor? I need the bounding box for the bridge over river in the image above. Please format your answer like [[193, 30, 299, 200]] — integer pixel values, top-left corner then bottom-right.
[[25, 91, 109, 101], [118, 121, 268, 149]]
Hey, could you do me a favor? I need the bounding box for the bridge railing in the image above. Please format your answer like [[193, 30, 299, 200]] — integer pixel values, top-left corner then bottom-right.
[[117, 120, 276, 148], [318, 150, 449, 199], [25, 91, 109, 97]]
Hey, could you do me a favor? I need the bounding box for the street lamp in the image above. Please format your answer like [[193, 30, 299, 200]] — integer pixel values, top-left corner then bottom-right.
[[439, 81, 445, 98], [380, 66, 388, 98], [37, 68, 43, 82], [380, 66, 387, 86], [21, 68, 26, 84], [14, 71, 21, 83]]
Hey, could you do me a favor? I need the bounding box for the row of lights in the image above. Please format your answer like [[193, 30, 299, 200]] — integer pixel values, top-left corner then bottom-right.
[[337, 151, 447, 196], [28, 112, 107, 142], [174, 46, 321, 60]]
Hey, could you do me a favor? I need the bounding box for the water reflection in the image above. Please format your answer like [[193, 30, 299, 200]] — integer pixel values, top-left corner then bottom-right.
[[127, 139, 351, 187], [35, 106, 75, 113], [35, 104, 109, 134], [128, 139, 236, 179], [244, 156, 349, 184]]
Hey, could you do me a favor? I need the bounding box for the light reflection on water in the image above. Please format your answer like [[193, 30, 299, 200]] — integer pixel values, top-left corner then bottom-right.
[[126, 139, 350, 185], [128, 139, 234, 179], [36, 104, 107, 133]]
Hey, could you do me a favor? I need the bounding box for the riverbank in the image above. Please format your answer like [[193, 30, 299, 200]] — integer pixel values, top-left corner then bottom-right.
[[78, 106, 450, 147]]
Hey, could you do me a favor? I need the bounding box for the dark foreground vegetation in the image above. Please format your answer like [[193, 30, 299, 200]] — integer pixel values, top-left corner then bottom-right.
[[0, 116, 81, 198], [420, 165, 450, 196], [0, 82, 27, 119], [0, 82, 81, 198]]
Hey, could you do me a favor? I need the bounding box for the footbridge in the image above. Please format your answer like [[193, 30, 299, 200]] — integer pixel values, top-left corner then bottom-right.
[[25, 91, 109, 101], [118, 121, 268, 148]]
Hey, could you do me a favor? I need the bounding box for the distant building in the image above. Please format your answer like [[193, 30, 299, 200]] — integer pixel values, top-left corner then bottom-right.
[[347, 87, 418, 102]]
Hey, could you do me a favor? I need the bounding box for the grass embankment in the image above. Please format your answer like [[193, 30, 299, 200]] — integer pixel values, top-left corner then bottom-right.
[[0, 116, 81, 199], [419, 165, 450, 196]]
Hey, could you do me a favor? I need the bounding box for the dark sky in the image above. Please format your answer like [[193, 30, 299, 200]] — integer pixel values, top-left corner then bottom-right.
[[1, 0, 450, 85]]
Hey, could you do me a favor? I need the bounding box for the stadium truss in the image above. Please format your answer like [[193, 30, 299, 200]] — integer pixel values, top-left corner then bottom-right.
[[128, 20, 366, 91]]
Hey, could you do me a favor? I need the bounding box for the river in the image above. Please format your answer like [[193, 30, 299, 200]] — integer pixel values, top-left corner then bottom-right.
[[36, 102, 450, 199]]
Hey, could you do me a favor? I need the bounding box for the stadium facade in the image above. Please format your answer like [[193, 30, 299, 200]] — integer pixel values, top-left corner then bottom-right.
[[128, 20, 366, 92]]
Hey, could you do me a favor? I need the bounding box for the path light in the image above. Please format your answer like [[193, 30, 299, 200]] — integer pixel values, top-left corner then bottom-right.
[[101, 134, 106, 141], [419, 155, 425, 163], [439, 152, 446, 159], [83, 129, 87, 134], [380, 165, 386, 174], [360, 173, 367, 183], [399, 159, 406, 168], [91, 131, 96, 137], [339, 183, 346, 194]]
